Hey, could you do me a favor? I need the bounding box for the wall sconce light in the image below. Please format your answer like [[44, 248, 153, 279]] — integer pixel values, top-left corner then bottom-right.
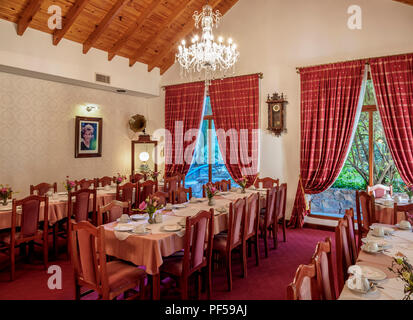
[[85, 105, 99, 112]]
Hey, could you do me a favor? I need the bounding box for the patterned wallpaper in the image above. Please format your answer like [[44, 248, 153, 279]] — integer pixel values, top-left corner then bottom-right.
[[0, 72, 163, 196]]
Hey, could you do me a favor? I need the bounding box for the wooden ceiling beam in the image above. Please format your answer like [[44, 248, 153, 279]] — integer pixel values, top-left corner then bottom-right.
[[129, 0, 197, 67], [53, 0, 90, 45], [83, 0, 129, 54], [108, 0, 163, 61], [147, 0, 222, 72], [392, 0, 413, 6], [17, 0, 43, 36]]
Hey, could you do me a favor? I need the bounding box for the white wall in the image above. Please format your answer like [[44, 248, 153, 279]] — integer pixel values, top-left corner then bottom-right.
[[162, 0, 413, 219]]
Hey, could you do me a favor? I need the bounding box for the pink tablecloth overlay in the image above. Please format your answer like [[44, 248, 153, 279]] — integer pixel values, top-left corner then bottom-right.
[[374, 203, 405, 225]]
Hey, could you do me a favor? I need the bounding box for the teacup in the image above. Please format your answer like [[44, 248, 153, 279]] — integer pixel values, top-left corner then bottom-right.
[[373, 226, 385, 237], [400, 220, 412, 229], [133, 224, 145, 234], [119, 214, 129, 223], [365, 241, 379, 252]]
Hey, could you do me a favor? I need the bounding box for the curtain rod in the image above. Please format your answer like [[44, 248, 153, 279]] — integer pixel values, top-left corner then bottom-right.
[[161, 72, 263, 90], [295, 52, 412, 74]]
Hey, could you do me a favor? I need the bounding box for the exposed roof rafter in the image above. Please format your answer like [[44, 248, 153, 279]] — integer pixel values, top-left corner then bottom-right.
[[17, 0, 43, 36]]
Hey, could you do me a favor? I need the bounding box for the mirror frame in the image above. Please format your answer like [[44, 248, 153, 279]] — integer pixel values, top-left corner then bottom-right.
[[131, 134, 158, 177]]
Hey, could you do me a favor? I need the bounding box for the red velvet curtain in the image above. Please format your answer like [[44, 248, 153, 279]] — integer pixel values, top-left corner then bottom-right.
[[165, 82, 205, 177], [209, 74, 260, 186], [289, 61, 366, 228], [370, 53, 413, 185]]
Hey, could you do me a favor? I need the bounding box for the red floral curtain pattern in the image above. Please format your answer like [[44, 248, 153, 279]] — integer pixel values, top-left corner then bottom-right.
[[289, 61, 366, 228], [165, 81, 205, 177], [208, 74, 260, 186], [370, 53, 413, 185]]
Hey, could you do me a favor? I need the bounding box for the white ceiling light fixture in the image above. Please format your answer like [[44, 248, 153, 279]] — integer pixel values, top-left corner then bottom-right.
[[175, 2, 239, 86]]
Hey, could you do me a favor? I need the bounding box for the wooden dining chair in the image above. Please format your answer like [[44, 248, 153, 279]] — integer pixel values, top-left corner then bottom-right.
[[216, 180, 231, 191], [30, 182, 57, 196], [393, 203, 413, 225], [287, 263, 319, 300], [244, 192, 260, 270], [344, 208, 358, 264], [367, 184, 393, 198], [0, 195, 49, 280], [70, 221, 146, 300], [97, 200, 130, 225], [130, 173, 145, 183], [173, 187, 192, 204], [312, 237, 336, 300], [254, 177, 279, 189], [152, 191, 170, 206], [355, 191, 375, 249], [164, 175, 181, 193], [259, 186, 277, 257], [138, 180, 158, 205], [116, 182, 138, 210], [75, 178, 96, 190], [274, 183, 287, 248], [213, 198, 247, 291], [335, 216, 353, 292], [96, 176, 114, 187], [160, 209, 214, 299], [170, 173, 186, 187]]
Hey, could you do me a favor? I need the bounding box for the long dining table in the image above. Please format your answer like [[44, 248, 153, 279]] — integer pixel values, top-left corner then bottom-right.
[[338, 223, 413, 300], [103, 188, 267, 300]]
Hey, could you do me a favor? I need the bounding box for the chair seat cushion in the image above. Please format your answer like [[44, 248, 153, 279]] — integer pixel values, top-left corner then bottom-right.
[[106, 261, 145, 292], [0, 230, 44, 245], [213, 234, 228, 253]]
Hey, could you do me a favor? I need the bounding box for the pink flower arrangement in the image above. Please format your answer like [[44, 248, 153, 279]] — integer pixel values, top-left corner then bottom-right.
[[150, 170, 160, 181], [205, 182, 218, 199], [63, 176, 76, 192], [0, 184, 12, 201], [404, 183, 413, 200], [115, 173, 126, 185], [237, 176, 248, 190], [138, 195, 164, 222]]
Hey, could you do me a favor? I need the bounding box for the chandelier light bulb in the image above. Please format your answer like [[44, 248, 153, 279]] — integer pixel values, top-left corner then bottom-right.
[[218, 36, 223, 43], [181, 40, 186, 46], [139, 152, 150, 162], [228, 38, 233, 44]]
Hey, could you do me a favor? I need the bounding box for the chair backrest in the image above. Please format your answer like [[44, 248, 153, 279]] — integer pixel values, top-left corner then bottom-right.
[[116, 182, 137, 207], [152, 191, 169, 206], [264, 186, 278, 228], [11, 195, 48, 239], [97, 200, 130, 225], [254, 177, 279, 189], [244, 192, 259, 239], [312, 237, 336, 300], [70, 221, 109, 295], [69, 189, 96, 223], [30, 182, 57, 196], [170, 173, 186, 187], [275, 183, 287, 220], [287, 263, 318, 300], [216, 180, 231, 191], [174, 187, 192, 204], [227, 198, 246, 249], [96, 176, 113, 187], [138, 180, 158, 204], [164, 175, 181, 193], [367, 184, 393, 198], [356, 191, 375, 241], [182, 209, 214, 275], [130, 173, 145, 183], [335, 216, 353, 292], [344, 208, 358, 264], [75, 179, 96, 190], [394, 203, 413, 225]]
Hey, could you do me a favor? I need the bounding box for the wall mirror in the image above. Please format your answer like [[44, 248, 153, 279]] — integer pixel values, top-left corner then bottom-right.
[[131, 134, 158, 176]]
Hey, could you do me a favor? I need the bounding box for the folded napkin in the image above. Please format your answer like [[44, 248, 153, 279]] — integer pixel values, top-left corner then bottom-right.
[[114, 231, 132, 241], [347, 265, 370, 293]]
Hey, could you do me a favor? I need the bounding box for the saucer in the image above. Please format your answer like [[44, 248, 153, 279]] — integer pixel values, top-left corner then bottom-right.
[[130, 214, 148, 220], [361, 238, 391, 249], [114, 224, 134, 232], [396, 224, 412, 230], [361, 244, 383, 254], [163, 224, 182, 232], [172, 204, 186, 209]]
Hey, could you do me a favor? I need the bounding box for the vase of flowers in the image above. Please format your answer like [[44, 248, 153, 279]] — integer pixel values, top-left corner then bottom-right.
[[205, 182, 218, 206], [150, 170, 159, 182], [0, 185, 12, 206], [115, 173, 126, 186], [139, 195, 164, 224], [63, 177, 76, 193], [389, 255, 413, 300], [404, 183, 413, 202], [237, 176, 248, 193]]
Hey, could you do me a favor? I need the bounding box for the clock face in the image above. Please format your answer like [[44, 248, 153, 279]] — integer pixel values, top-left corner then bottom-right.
[[272, 104, 281, 112]]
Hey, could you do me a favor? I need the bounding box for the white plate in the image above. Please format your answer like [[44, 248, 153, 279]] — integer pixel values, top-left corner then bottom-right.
[[395, 224, 412, 230], [130, 214, 148, 220], [114, 224, 134, 232], [163, 224, 181, 232], [346, 279, 378, 294], [0, 206, 12, 211], [360, 245, 384, 254], [359, 266, 387, 281], [131, 230, 149, 235]]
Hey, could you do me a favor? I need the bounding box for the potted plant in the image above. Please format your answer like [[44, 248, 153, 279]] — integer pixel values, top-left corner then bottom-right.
[[138, 195, 164, 224], [0, 185, 12, 206], [404, 183, 413, 202], [389, 255, 413, 300], [63, 176, 76, 193], [205, 182, 218, 206], [237, 176, 248, 193]]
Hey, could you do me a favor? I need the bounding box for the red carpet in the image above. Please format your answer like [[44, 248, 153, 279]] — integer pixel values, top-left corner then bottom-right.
[[0, 227, 335, 300]]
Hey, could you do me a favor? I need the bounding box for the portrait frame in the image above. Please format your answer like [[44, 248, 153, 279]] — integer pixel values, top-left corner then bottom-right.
[[75, 116, 102, 158]]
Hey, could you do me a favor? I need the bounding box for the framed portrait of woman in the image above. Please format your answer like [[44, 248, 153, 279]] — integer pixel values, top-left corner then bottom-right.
[[75, 116, 102, 158]]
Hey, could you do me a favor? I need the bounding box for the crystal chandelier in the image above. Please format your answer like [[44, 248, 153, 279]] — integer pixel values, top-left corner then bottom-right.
[[175, 4, 239, 86]]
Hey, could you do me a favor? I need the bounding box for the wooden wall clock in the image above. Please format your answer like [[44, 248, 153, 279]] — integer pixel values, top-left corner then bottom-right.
[[267, 92, 287, 136]]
